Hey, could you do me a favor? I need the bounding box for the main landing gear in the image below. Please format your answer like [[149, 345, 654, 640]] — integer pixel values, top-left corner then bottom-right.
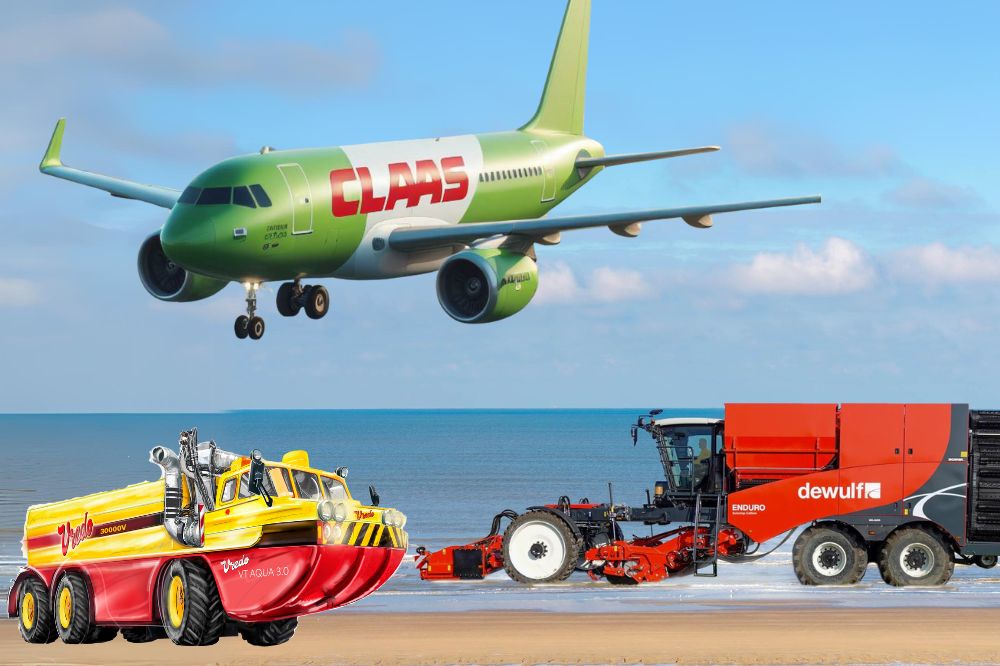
[[276, 280, 329, 320], [235, 283, 266, 340]]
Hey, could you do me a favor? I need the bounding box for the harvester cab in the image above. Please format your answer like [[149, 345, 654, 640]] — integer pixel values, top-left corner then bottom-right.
[[633, 412, 725, 503]]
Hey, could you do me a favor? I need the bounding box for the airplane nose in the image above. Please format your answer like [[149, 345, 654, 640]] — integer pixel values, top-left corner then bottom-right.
[[160, 210, 216, 268]]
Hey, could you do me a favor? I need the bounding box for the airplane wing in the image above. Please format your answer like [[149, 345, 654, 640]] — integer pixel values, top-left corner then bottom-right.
[[388, 196, 821, 252], [575, 146, 720, 169], [38, 119, 181, 209]]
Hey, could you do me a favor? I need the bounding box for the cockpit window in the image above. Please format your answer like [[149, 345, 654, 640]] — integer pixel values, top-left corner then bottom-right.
[[198, 187, 232, 205], [178, 186, 201, 205], [233, 186, 256, 208], [249, 184, 272, 208]]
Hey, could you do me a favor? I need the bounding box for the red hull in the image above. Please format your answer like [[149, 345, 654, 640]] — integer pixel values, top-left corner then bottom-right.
[[14, 544, 404, 624]]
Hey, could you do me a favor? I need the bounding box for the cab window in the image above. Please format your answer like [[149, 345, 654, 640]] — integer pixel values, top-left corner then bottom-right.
[[320, 476, 347, 501], [238, 472, 253, 499], [198, 187, 231, 205], [268, 467, 294, 497], [292, 470, 322, 500], [233, 186, 256, 208], [220, 477, 236, 503]]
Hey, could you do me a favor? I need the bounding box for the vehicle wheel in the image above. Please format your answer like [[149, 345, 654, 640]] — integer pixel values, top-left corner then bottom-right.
[[247, 316, 266, 340], [86, 626, 119, 643], [122, 626, 167, 643], [17, 576, 57, 644], [54, 572, 96, 644], [792, 524, 868, 585], [159, 559, 226, 646], [234, 315, 249, 339], [604, 573, 639, 586], [878, 527, 954, 586], [305, 285, 329, 320], [502, 510, 580, 584], [974, 554, 998, 569], [276, 283, 301, 317], [239, 617, 298, 646]]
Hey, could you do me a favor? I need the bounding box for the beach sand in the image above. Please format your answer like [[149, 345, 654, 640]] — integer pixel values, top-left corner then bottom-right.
[[3, 607, 999, 665]]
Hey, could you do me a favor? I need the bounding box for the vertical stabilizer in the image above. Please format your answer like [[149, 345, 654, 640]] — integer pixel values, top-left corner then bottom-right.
[[521, 0, 590, 135]]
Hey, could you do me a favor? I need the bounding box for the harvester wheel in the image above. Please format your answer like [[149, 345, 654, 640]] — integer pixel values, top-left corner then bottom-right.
[[239, 617, 298, 646], [16, 576, 57, 644], [159, 559, 227, 646], [502, 510, 581, 584], [122, 626, 167, 643], [877, 527, 954, 586], [54, 571, 97, 643], [86, 626, 119, 643], [792, 524, 867, 585]]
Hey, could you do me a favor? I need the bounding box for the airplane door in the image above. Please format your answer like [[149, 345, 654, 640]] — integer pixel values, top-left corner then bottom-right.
[[530, 140, 556, 202], [277, 163, 314, 235]]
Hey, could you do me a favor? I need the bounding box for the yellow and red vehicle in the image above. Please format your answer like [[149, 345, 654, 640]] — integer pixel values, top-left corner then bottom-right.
[[9, 428, 407, 646]]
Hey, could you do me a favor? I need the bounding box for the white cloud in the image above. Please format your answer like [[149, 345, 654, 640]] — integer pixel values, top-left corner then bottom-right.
[[730, 237, 875, 295], [0, 278, 40, 307], [535, 262, 651, 305], [890, 243, 1000, 284]]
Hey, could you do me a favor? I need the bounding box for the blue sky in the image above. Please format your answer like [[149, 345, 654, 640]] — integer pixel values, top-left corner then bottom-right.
[[2, 1, 1000, 411]]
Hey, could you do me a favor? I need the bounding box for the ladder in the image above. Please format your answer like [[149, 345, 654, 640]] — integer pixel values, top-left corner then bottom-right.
[[692, 492, 722, 577]]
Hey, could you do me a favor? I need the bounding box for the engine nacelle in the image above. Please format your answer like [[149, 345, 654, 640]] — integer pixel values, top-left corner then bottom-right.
[[138, 233, 228, 302], [436, 249, 538, 323]]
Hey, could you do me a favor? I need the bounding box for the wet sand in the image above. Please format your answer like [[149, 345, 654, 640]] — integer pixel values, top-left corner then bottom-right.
[[4, 607, 999, 665]]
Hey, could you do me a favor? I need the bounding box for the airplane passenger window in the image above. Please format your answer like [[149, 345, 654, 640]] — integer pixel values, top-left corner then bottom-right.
[[249, 184, 272, 207], [198, 187, 231, 205], [178, 186, 201, 204], [233, 186, 256, 208]]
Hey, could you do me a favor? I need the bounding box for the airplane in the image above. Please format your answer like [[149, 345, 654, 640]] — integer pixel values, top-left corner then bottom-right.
[[39, 0, 819, 340]]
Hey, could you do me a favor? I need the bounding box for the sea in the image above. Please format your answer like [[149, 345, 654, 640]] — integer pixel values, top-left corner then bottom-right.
[[3, 409, 1000, 613]]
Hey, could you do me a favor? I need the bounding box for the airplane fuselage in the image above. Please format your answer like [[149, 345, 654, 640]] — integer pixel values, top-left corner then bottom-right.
[[160, 130, 604, 283]]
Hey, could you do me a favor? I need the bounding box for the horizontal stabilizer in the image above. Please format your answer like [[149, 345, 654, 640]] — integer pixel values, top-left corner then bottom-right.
[[389, 195, 821, 252], [39, 119, 180, 209], [576, 146, 720, 170]]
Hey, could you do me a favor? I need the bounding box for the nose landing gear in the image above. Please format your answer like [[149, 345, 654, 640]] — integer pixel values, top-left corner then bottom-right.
[[235, 283, 266, 340], [276, 280, 329, 320]]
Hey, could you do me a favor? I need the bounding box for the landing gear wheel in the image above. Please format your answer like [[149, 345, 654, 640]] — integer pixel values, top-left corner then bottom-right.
[[122, 626, 167, 643], [17, 576, 56, 644], [238, 617, 298, 646], [276, 282, 302, 317], [305, 285, 329, 320], [54, 572, 97, 644], [878, 527, 954, 586], [792, 524, 868, 585], [234, 315, 249, 339], [247, 316, 266, 340], [502, 510, 580, 584], [159, 559, 226, 646], [974, 554, 998, 569]]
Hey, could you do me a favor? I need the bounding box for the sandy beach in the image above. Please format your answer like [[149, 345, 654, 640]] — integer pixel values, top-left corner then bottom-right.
[[4, 607, 1000, 665]]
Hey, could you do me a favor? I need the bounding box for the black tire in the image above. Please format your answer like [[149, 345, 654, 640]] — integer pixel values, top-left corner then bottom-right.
[[159, 559, 227, 646], [792, 524, 868, 585], [239, 617, 298, 646], [54, 571, 96, 644], [502, 510, 581, 584], [234, 315, 249, 339], [247, 316, 266, 340], [305, 285, 329, 320], [974, 554, 998, 569], [276, 282, 301, 317], [122, 626, 167, 643], [604, 573, 639, 586], [878, 527, 954, 586], [16, 576, 57, 644], [86, 626, 119, 643]]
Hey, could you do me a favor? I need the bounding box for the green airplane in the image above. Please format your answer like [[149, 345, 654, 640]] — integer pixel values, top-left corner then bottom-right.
[[39, 0, 819, 340]]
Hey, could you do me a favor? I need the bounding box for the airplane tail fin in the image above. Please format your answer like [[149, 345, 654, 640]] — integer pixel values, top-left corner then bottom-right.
[[521, 0, 590, 135]]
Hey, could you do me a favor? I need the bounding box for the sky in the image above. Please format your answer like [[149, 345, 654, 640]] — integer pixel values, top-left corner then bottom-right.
[[2, 1, 1000, 412]]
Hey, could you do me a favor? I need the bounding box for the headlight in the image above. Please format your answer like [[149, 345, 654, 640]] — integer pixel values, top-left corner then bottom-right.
[[397, 511, 407, 529], [317, 499, 335, 522], [332, 502, 349, 523], [382, 509, 397, 527]]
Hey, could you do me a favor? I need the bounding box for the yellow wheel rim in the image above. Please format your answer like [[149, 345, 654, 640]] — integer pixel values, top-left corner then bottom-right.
[[166, 575, 185, 629], [58, 586, 72, 629], [21, 591, 35, 631]]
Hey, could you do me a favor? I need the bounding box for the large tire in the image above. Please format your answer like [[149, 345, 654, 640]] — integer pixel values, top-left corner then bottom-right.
[[792, 524, 868, 585], [122, 626, 167, 643], [239, 617, 298, 646], [276, 282, 301, 317], [16, 576, 57, 644], [502, 510, 581, 584], [878, 527, 954, 586], [159, 559, 226, 646], [87, 626, 119, 643], [54, 572, 97, 644], [305, 285, 329, 320]]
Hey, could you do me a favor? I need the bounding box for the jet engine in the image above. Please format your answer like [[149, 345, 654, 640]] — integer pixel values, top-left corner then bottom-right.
[[436, 249, 538, 323], [137, 232, 227, 302]]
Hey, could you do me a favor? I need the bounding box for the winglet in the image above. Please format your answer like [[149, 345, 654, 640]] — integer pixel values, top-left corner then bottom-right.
[[40, 118, 66, 172]]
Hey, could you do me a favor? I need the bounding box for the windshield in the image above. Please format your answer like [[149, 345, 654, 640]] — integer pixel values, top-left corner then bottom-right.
[[656, 425, 719, 491], [320, 476, 347, 501], [177, 184, 272, 208]]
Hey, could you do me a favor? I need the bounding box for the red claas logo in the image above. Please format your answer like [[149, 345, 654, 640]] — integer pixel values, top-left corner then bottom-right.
[[797, 482, 882, 500], [330, 156, 469, 217], [57, 512, 95, 556]]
